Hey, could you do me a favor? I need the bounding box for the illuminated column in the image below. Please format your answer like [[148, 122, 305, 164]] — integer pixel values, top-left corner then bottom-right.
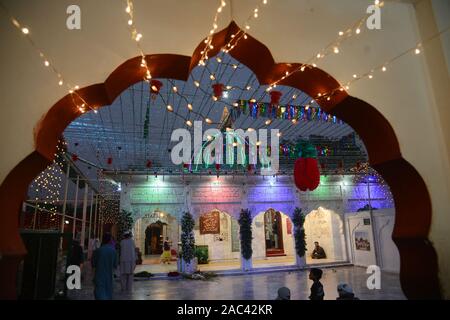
[[72, 175, 79, 236], [93, 195, 98, 238], [60, 163, 70, 233], [88, 191, 94, 241], [80, 185, 88, 249]]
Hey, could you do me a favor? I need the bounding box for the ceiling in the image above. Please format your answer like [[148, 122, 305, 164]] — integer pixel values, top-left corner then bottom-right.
[[63, 52, 366, 190]]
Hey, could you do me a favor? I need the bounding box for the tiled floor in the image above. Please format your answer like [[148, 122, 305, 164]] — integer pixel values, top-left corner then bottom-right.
[[135, 255, 346, 273], [67, 266, 406, 300]]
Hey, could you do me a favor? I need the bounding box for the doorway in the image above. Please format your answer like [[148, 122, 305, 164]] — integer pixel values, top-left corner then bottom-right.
[[264, 209, 285, 257], [144, 221, 166, 255]]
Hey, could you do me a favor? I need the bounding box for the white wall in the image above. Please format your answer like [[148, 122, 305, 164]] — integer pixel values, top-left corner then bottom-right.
[[345, 209, 400, 273], [194, 212, 240, 261]]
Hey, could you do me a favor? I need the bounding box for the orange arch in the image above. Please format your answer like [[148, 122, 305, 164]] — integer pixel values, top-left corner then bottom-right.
[[0, 21, 441, 299]]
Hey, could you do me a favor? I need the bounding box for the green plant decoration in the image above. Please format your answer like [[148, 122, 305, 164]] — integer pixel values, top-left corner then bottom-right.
[[292, 207, 307, 257], [181, 211, 195, 263], [238, 209, 253, 260]]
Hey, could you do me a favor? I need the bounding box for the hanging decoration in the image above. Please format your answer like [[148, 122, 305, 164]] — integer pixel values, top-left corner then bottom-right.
[[293, 141, 320, 191], [149, 79, 163, 97], [231, 99, 343, 125], [146, 160, 152, 169], [71, 154, 78, 162], [107, 157, 113, 166], [212, 83, 225, 100]]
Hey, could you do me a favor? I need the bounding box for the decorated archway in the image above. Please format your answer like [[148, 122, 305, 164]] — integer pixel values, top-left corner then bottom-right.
[[0, 21, 440, 299], [252, 209, 296, 269]]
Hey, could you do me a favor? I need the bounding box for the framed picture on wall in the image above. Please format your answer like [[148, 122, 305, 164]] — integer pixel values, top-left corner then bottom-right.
[[355, 231, 371, 251]]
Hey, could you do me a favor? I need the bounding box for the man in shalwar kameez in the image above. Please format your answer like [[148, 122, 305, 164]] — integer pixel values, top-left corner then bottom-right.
[[119, 231, 136, 292], [92, 233, 117, 300]]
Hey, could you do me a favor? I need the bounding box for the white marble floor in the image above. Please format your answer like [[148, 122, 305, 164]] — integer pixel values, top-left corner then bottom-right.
[[67, 266, 406, 300]]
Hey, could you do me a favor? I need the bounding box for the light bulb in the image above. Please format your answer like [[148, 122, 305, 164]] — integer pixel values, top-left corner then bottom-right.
[[356, 28, 361, 34], [415, 48, 421, 54], [265, 119, 272, 125], [205, 118, 212, 124], [125, 6, 131, 13], [382, 66, 387, 72], [58, 80, 63, 86], [172, 86, 178, 92], [210, 74, 215, 80], [186, 120, 193, 127], [44, 60, 50, 67], [353, 74, 358, 79], [187, 103, 193, 111], [167, 105, 173, 112], [333, 47, 339, 54], [338, 31, 344, 36], [21, 27, 29, 34], [277, 132, 282, 137]]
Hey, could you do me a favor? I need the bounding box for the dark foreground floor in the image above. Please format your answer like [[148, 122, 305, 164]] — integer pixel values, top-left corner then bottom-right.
[[67, 266, 405, 300]]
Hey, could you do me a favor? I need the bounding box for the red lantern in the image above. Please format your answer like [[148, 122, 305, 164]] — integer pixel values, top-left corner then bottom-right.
[[212, 83, 224, 99], [72, 154, 78, 162], [270, 91, 282, 105], [247, 164, 253, 173], [150, 80, 163, 98], [215, 163, 221, 171], [146, 160, 152, 169], [294, 158, 320, 191], [107, 157, 113, 165]]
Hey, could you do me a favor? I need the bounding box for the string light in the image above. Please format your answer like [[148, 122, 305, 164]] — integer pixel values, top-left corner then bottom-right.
[[2, 5, 96, 113], [124, 0, 152, 80]]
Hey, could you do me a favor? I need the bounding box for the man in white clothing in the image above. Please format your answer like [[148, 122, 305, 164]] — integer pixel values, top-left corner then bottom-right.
[[119, 231, 136, 293]]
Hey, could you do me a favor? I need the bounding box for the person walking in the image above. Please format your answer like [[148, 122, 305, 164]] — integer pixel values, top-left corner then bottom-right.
[[92, 233, 117, 300], [119, 231, 136, 293]]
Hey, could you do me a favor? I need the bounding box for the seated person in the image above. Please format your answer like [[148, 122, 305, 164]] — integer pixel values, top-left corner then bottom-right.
[[311, 241, 327, 259]]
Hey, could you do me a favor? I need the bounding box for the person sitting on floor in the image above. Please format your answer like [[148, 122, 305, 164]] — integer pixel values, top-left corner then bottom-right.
[[337, 283, 359, 300], [311, 241, 327, 259]]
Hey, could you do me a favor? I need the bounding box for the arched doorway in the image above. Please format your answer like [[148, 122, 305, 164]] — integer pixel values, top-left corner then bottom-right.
[[252, 209, 296, 268], [303, 206, 347, 265], [264, 209, 284, 257], [144, 221, 166, 255]]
